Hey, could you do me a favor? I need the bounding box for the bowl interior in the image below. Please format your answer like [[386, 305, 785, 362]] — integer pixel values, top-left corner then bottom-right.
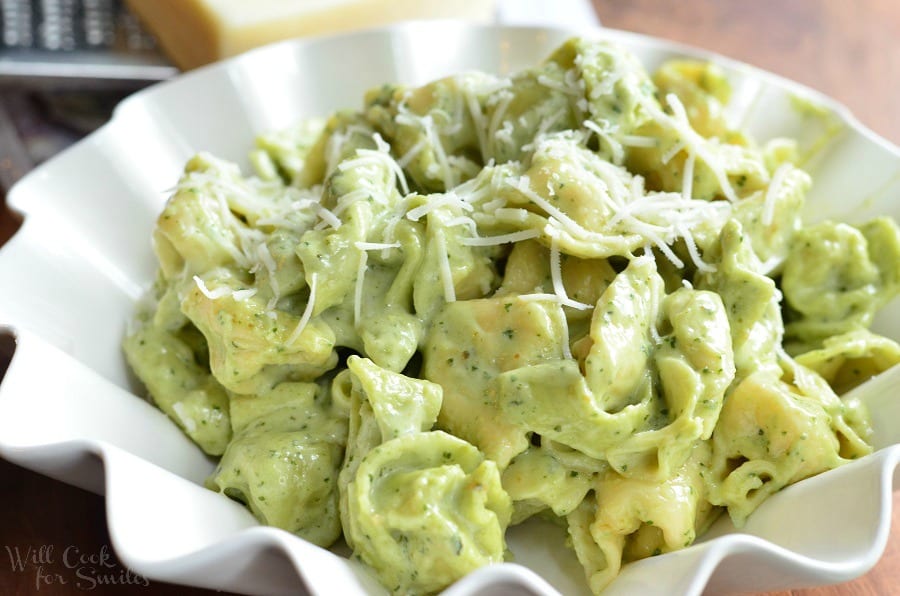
[[1, 22, 899, 596]]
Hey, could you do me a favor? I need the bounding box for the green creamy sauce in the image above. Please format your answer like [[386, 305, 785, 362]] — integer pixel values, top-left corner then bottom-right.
[[124, 37, 900, 595], [788, 94, 845, 167]]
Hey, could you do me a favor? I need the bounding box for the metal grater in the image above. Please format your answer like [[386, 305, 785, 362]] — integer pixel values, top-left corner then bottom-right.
[[0, 0, 176, 88]]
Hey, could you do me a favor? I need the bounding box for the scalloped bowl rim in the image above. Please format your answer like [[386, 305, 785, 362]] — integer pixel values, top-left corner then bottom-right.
[[0, 21, 899, 596]]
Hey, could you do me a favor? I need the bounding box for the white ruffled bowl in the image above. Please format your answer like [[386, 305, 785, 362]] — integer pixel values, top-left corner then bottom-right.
[[1, 21, 899, 596]]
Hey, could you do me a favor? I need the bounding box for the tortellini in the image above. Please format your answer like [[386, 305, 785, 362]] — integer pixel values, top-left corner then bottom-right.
[[568, 443, 717, 593], [782, 217, 900, 349], [794, 329, 900, 394], [336, 354, 443, 542], [707, 356, 872, 525], [346, 432, 511, 594], [124, 36, 900, 595], [498, 256, 735, 480], [123, 310, 231, 455], [423, 296, 568, 466], [207, 381, 347, 546]]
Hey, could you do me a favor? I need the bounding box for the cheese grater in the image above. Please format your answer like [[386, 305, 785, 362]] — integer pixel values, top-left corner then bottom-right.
[[0, 0, 177, 88], [0, 0, 601, 89]]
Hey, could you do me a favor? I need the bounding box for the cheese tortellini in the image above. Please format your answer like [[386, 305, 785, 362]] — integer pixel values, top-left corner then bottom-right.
[[125, 37, 900, 595]]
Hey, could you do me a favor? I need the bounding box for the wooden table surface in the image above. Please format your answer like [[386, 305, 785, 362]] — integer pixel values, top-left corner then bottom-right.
[[1, 1, 898, 594]]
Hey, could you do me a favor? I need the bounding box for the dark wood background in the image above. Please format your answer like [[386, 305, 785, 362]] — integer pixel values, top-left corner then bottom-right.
[[0, 0, 898, 594]]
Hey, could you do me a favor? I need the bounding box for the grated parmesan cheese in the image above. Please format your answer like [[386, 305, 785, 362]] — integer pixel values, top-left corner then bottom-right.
[[583, 119, 624, 164], [493, 207, 530, 223], [682, 151, 696, 201], [435, 229, 456, 303], [676, 222, 716, 272], [397, 104, 457, 189], [231, 288, 258, 301], [354, 250, 368, 326], [287, 272, 318, 345], [316, 206, 343, 229], [193, 275, 231, 300], [354, 241, 402, 251], [537, 73, 582, 96], [515, 176, 593, 241], [486, 89, 514, 161], [516, 292, 589, 313], [343, 134, 410, 195], [620, 135, 657, 148], [406, 192, 473, 222], [397, 138, 428, 168], [460, 229, 541, 246], [763, 163, 792, 226], [256, 242, 281, 311], [461, 82, 490, 162], [559, 315, 573, 360], [549, 237, 593, 310], [660, 140, 687, 165], [171, 402, 197, 433], [636, 92, 739, 201]]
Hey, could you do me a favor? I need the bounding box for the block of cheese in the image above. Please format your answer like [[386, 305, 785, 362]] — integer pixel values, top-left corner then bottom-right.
[[125, 0, 497, 70]]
